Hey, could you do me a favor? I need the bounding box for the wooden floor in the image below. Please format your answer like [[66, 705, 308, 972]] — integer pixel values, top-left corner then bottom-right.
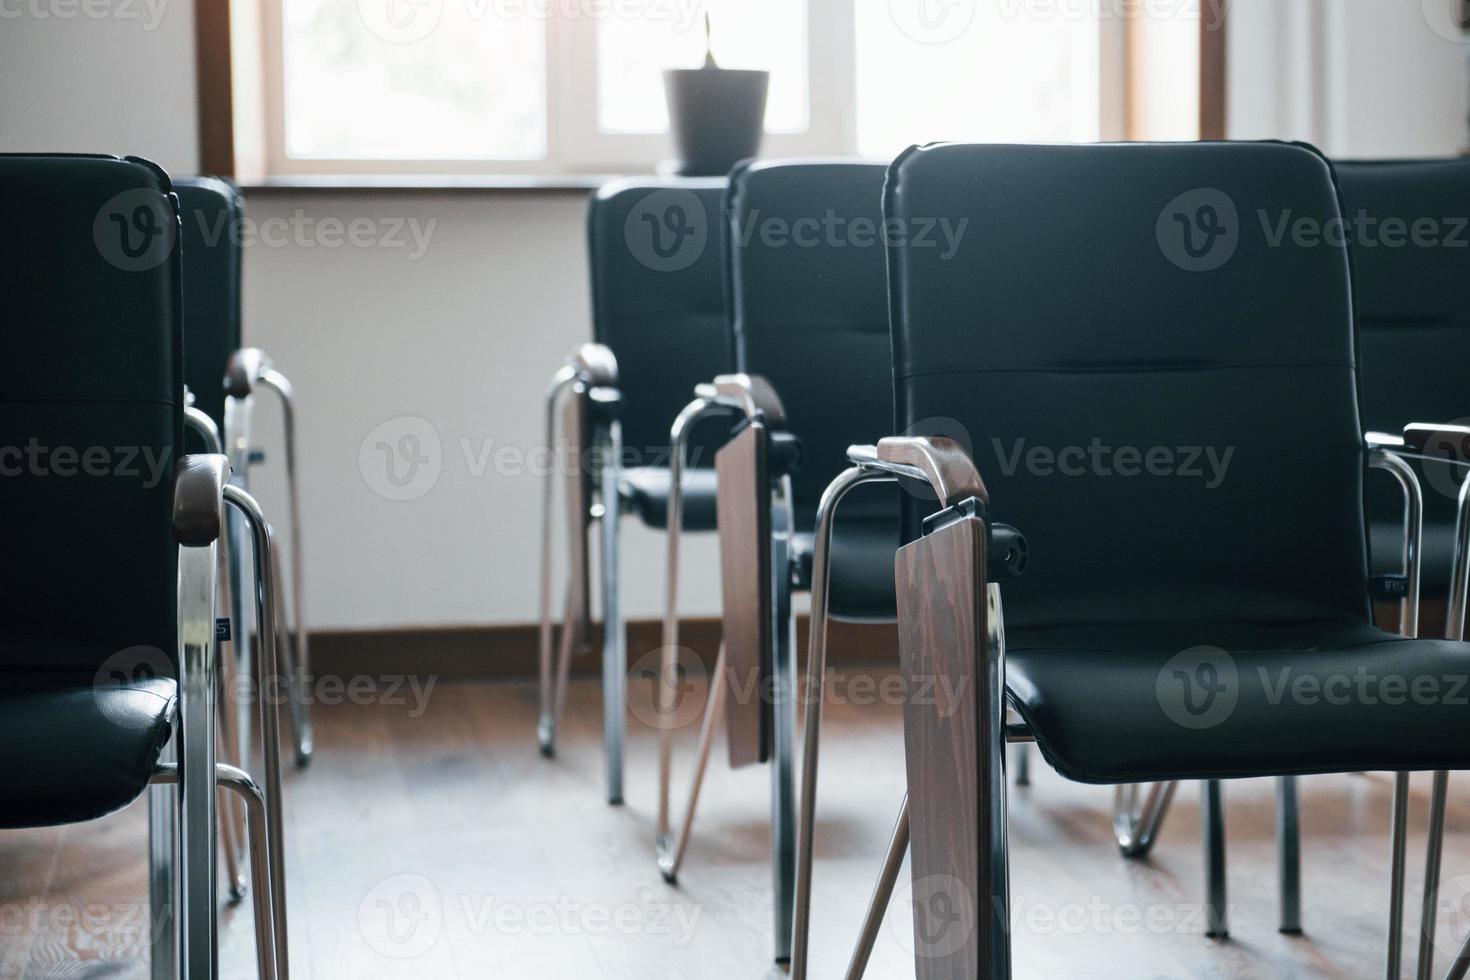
[[6, 672, 1470, 979]]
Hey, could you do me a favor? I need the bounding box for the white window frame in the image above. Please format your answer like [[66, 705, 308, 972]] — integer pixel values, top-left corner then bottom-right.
[[259, 0, 1125, 177]]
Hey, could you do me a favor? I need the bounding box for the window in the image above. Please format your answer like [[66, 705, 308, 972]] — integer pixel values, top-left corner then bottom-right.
[[255, 1, 1180, 177]]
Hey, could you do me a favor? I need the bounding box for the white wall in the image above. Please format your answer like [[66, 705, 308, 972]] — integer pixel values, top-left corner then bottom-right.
[[0, 0, 198, 172], [1227, 0, 1470, 156], [2, 0, 1466, 629], [238, 192, 722, 629]]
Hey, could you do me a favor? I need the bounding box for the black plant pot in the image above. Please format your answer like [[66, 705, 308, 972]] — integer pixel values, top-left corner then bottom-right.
[[664, 68, 770, 177]]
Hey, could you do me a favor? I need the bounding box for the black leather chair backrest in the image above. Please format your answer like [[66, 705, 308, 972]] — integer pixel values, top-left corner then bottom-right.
[[588, 177, 732, 470], [724, 159, 892, 524], [175, 176, 243, 441], [887, 141, 1371, 631], [0, 154, 184, 666], [1336, 158, 1470, 542]]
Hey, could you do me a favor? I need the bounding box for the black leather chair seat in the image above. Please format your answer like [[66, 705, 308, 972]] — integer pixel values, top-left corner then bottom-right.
[[618, 466, 718, 531], [1007, 618, 1470, 785], [1372, 519, 1456, 597], [792, 517, 899, 622], [0, 671, 175, 828]]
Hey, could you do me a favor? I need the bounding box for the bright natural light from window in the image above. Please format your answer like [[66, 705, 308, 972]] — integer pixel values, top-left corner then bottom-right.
[[283, 0, 547, 160], [596, 0, 808, 134], [854, 3, 1100, 158]]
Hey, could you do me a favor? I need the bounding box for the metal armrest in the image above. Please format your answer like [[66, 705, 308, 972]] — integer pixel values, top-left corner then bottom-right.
[[172, 455, 231, 547], [694, 373, 787, 427], [570, 343, 618, 389], [853, 436, 989, 507], [792, 432, 1004, 979], [1366, 430, 1406, 451], [225, 348, 270, 399]]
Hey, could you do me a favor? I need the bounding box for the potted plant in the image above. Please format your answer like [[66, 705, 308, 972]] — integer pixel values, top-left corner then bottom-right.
[[663, 14, 770, 176]]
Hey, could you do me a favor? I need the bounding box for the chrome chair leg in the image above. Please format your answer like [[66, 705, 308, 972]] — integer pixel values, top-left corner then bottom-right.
[[1278, 775, 1302, 934], [1202, 779, 1228, 939], [1013, 744, 1030, 787], [657, 396, 721, 860], [178, 540, 221, 980], [537, 366, 578, 757], [155, 762, 283, 980], [258, 369, 312, 768], [216, 705, 247, 903], [600, 420, 625, 805], [1388, 772, 1412, 979], [791, 466, 898, 980], [1114, 781, 1178, 858], [1419, 771, 1450, 980], [216, 536, 250, 903], [1427, 470, 1470, 980], [770, 481, 797, 963], [1370, 449, 1427, 978], [225, 486, 292, 978], [269, 544, 310, 770], [149, 735, 177, 980], [550, 579, 578, 746], [656, 644, 728, 882], [845, 795, 911, 980], [224, 394, 255, 791], [218, 764, 284, 980]]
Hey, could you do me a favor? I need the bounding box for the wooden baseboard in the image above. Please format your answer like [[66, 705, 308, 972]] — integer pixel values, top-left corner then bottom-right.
[[309, 616, 900, 680]]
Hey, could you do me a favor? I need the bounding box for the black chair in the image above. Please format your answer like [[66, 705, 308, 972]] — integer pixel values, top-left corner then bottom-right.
[[0, 154, 290, 980], [1339, 155, 1470, 976], [175, 177, 313, 771], [654, 159, 898, 964], [792, 141, 1470, 979], [1119, 157, 1470, 947], [1338, 158, 1470, 603], [537, 177, 732, 804]]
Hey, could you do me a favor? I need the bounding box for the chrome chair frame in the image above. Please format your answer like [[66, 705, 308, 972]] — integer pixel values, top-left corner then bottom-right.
[[792, 434, 1470, 980], [655, 373, 798, 964], [184, 399, 250, 904], [147, 470, 292, 980], [224, 349, 312, 769], [536, 344, 626, 805], [151, 761, 283, 980]]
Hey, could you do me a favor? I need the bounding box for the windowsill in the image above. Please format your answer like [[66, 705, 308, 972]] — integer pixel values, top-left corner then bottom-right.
[[236, 173, 633, 194]]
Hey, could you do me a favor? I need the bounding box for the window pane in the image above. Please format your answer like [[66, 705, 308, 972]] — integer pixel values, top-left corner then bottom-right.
[[855, 2, 1100, 158], [597, 0, 807, 134], [283, 0, 547, 160]]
